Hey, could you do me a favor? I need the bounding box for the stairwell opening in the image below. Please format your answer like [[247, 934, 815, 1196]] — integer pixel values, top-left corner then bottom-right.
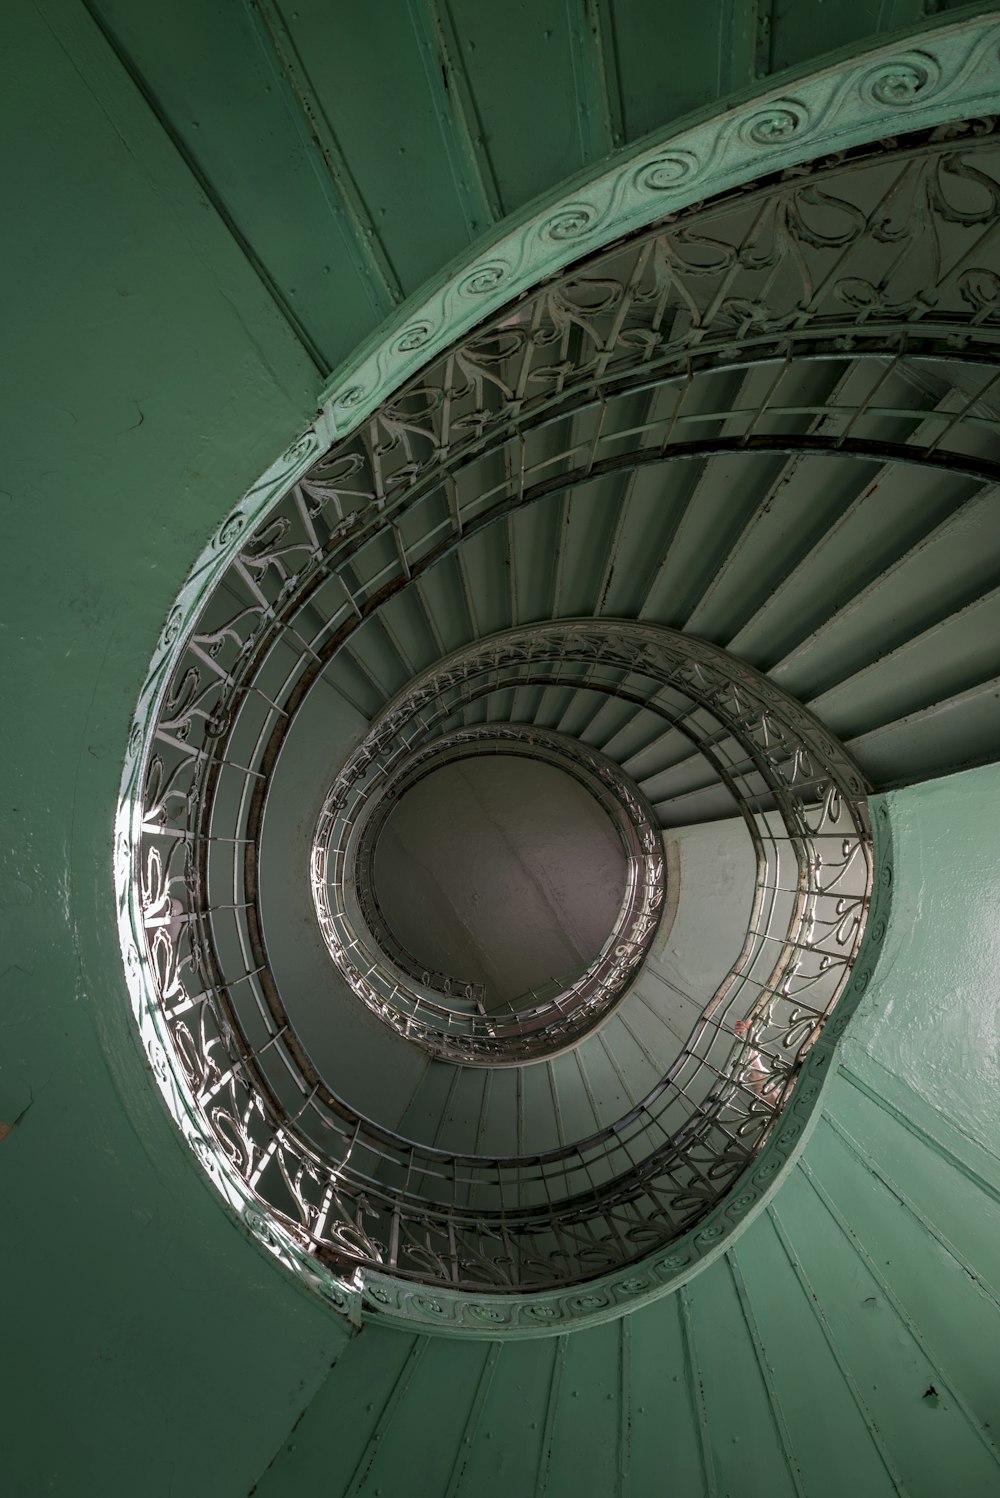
[[370, 751, 629, 1013]]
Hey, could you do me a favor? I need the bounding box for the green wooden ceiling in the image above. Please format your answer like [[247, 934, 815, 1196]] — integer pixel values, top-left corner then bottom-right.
[[84, 0, 985, 375]]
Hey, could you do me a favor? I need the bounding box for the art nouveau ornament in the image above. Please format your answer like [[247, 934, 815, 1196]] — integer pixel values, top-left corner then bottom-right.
[[115, 22, 1000, 1331]]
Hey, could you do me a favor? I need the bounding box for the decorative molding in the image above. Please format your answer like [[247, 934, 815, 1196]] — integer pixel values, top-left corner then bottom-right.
[[316, 15, 1000, 433]]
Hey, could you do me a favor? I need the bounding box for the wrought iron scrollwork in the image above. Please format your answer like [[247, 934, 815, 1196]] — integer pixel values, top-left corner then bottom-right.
[[111, 116, 1000, 1329]]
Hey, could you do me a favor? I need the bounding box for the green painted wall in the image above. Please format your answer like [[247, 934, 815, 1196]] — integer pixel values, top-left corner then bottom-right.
[[0, 5, 347, 1493], [2, 1, 1000, 1494]]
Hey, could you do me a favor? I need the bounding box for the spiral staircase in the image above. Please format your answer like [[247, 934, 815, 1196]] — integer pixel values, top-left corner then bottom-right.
[[4, 3, 1000, 1495]]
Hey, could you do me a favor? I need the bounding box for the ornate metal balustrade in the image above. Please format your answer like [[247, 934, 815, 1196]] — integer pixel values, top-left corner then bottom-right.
[[111, 120, 1000, 1328], [288, 124, 1000, 615], [133, 600, 872, 1301], [314, 719, 664, 1064]]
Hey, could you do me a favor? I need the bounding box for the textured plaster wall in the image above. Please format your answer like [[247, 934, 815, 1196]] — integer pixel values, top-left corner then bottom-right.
[[841, 763, 1000, 1147]]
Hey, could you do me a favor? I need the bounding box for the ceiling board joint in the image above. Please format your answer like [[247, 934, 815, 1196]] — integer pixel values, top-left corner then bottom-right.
[[567, 0, 625, 160], [408, 0, 503, 236], [68, 0, 330, 374], [245, 0, 404, 312]]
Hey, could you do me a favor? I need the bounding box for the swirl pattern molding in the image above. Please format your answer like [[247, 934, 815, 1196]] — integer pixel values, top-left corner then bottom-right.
[[316, 14, 999, 433], [114, 109, 1000, 1334]]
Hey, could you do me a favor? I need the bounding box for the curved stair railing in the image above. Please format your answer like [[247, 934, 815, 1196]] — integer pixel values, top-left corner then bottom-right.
[[118, 118, 1000, 1330]]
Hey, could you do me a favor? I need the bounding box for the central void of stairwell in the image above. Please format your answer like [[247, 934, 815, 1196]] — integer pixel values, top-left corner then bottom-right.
[[315, 714, 667, 1065], [372, 753, 628, 1013]]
